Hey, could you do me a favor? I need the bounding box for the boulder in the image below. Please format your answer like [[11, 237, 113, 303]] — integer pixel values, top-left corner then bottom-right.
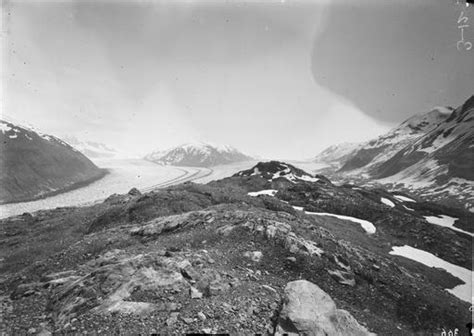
[[275, 280, 375, 336]]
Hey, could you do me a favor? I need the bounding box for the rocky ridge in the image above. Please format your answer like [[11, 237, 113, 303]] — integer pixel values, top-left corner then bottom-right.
[[0, 161, 471, 335]]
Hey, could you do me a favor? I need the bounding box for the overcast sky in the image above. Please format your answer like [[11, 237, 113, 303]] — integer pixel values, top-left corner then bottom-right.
[[2, 0, 473, 159]]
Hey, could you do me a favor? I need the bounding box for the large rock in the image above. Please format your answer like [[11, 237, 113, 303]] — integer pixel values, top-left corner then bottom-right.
[[48, 249, 189, 327], [275, 280, 375, 336]]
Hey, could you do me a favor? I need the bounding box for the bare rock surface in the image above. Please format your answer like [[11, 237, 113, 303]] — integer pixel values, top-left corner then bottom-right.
[[275, 280, 375, 336]]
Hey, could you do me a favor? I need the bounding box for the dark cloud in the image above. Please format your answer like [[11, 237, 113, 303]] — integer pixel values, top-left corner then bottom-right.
[[311, 0, 474, 123]]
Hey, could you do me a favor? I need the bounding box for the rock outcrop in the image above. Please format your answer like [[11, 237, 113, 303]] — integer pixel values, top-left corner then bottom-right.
[[275, 280, 375, 336]]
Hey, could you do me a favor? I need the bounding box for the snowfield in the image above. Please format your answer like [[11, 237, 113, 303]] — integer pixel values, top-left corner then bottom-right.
[[390, 245, 473, 303], [424, 215, 473, 237]]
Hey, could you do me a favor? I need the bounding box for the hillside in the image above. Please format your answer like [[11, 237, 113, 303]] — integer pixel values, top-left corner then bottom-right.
[[370, 96, 474, 208], [0, 120, 107, 204], [0, 161, 471, 335], [145, 142, 252, 167], [373, 96, 473, 180], [338, 107, 450, 173], [312, 96, 473, 210]]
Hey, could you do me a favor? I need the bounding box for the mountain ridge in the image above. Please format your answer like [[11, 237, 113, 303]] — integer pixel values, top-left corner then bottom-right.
[[311, 96, 474, 211], [0, 120, 107, 204]]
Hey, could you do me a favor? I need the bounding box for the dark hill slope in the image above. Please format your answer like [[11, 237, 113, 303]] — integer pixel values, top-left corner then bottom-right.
[[372, 95, 474, 181], [0, 120, 106, 204]]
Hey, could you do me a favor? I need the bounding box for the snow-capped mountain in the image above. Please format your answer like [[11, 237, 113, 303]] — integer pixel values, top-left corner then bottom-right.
[[0, 120, 106, 204], [144, 142, 253, 167], [62, 136, 118, 159], [338, 106, 451, 173], [312, 96, 473, 211], [312, 143, 359, 168], [372, 95, 474, 210]]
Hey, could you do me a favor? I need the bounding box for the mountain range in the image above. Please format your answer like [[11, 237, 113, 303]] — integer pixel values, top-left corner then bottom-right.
[[0, 120, 106, 204], [145, 142, 253, 167], [313, 96, 474, 211]]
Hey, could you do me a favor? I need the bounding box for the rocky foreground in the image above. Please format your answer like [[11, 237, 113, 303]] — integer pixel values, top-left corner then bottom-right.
[[0, 162, 472, 335]]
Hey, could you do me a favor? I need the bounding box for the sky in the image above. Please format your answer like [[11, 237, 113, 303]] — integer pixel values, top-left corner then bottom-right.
[[2, 0, 473, 159]]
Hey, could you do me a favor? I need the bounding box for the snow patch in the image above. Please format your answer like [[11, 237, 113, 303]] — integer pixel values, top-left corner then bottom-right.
[[298, 175, 319, 182], [272, 168, 291, 179], [0, 122, 12, 133], [393, 195, 416, 203], [424, 215, 473, 237], [251, 167, 260, 176], [390, 245, 473, 303], [247, 189, 277, 197], [305, 211, 376, 234], [381, 197, 395, 208]]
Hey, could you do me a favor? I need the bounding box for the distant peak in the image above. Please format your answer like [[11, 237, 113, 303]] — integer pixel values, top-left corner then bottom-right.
[[398, 107, 450, 133], [175, 141, 237, 153], [145, 141, 252, 167]]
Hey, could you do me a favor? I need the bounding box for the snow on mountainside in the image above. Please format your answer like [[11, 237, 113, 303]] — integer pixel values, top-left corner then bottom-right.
[[311, 96, 473, 211], [312, 142, 360, 168], [62, 136, 118, 159], [0, 120, 106, 204], [338, 107, 451, 173], [145, 142, 253, 167], [373, 96, 474, 210]]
